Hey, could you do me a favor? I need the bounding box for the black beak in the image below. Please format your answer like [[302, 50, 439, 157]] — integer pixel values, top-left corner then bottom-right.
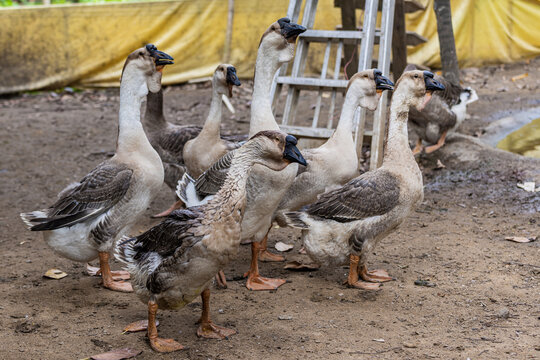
[[374, 69, 394, 91], [226, 66, 241, 86], [278, 18, 307, 41], [146, 44, 174, 66], [283, 134, 307, 166], [423, 71, 445, 91]]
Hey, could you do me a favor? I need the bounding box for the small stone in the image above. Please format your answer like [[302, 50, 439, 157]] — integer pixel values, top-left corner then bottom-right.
[[497, 307, 510, 319], [278, 315, 292, 320], [403, 342, 417, 348]]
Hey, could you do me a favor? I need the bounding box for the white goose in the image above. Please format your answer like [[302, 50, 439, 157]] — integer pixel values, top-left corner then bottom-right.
[[20, 45, 174, 292]]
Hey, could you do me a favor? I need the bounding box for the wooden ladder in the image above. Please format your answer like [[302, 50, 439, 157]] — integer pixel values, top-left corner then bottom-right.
[[271, 0, 424, 169]]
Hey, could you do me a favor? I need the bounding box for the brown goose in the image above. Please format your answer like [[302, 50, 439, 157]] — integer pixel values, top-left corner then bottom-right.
[[405, 65, 478, 154], [284, 70, 445, 290], [142, 88, 246, 192], [177, 18, 307, 291], [20, 45, 174, 292], [115, 131, 306, 353]]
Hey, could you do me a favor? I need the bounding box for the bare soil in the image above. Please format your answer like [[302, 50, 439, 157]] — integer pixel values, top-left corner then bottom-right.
[[1, 58, 539, 360]]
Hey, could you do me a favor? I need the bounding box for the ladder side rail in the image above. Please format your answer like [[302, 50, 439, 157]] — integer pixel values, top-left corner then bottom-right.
[[327, 40, 344, 129], [312, 40, 332, 128]]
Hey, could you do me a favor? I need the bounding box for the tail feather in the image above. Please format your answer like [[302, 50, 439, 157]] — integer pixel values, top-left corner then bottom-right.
[[283, 212, 309, 229], [176, 172, 194, 205], [176, 172, 212, 208], [114, 235, 137, 271], [20, 210, 49, 230]]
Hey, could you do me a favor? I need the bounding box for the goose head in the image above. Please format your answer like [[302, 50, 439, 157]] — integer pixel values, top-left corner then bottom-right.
[[121, 44, 174, 96], [259, 18, 307, 64], [396, 70, 445, 111], [346, 69, 394, 111], [213, 64, 241, 98], [247, 130, 307, 171]]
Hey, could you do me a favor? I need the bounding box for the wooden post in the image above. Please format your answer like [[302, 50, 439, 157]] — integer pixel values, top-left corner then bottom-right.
[[340, 0, 358, 79], [223, 0, 235, 63], [391, 0, 407, 80], [434, 0, 459, 84]]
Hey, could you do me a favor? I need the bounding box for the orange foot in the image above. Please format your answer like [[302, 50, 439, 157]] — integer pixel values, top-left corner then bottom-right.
[[361, 269, 394, 283], [86, 264, 130, 281], [149, 337, 184, 353], [123, 319, 160, 333], [197, 322, 236, 339], [245, 274, 286, 291], [259, 249, 285, 262], [348, 280, 381, 290], [103, 279, 133, 292]]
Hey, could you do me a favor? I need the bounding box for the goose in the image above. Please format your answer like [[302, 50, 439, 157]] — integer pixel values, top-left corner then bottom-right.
[[115, 130, 306, 353], [20, 44, 174, 292], [273, 69, 394, 230], [284, 70, 445, 290], [142, 84, 246, 194], [178, 18, 307, 291], [405, 65, 478, 154]]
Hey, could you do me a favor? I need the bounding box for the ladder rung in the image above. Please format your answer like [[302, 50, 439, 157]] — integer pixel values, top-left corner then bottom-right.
[[280, 124, 373, 139], [334, 0, 425, 13], [299, 29, 376, 44], [276, 77, 348, 91]]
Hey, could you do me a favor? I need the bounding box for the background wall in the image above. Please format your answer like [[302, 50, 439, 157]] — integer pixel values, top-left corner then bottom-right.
[[1, 0, 539, 93]]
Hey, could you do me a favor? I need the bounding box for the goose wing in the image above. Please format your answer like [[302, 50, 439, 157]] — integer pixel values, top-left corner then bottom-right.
[[158, 125, 202, 164], [28, 162, 132, 231], [305, 169, 400, 222], [194, 149, 236, 196]]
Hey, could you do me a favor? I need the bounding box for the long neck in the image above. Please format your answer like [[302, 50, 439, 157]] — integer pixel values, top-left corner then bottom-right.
[[328, 89, 360, 143], [143, 90, 166, 129], [383, 86, 413, 164], [199, 88, 223, 138], [250, 48, 281, 136], [116, 73, 153, 153]]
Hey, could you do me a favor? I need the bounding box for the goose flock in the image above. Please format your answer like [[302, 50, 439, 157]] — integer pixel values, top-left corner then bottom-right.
[[20, 18, 447, 353]]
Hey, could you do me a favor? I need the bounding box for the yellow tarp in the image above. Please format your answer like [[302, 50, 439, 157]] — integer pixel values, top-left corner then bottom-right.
[[1, 0, 539, 94]]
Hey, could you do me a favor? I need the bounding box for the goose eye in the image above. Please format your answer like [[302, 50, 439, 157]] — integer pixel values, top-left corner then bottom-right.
[[414, 74, 419, 78]]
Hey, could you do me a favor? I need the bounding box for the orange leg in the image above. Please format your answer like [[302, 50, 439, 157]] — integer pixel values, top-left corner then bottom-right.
[[152, 199, 184, 218], [258, 232, 285, 262], [196, 289, 236, 339], [147, 300, 184, 352], [346, 255, 381, 290], [215, 270, 227, 289], [86, 262, 130, 281], [412, 138, 423, 155], [424, 129, 448, 154], [99, 252, 133, 292], [244, 241, 286, 291]]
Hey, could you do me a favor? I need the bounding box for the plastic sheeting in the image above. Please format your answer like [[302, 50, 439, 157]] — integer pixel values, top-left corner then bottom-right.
[[0, 0, 539, 94]]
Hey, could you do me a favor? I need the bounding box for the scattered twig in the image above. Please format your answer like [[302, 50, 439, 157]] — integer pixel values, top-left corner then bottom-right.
[[349, 347, 401, 355]]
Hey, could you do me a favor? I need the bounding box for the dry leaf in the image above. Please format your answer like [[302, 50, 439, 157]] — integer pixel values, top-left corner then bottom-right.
[[517, 182, 537, 192], [90, 348, 142, 360], [43, 269, 68, 280], [511, 73, 528, 81], [435, 159, 446, 169], [284, 261, 320, 271], [275, 242, 294, 252], [505, 236, 532, 243]]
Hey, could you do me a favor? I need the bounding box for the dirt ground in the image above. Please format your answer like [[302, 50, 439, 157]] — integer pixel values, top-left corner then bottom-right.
[[1, 57, 539, 360]]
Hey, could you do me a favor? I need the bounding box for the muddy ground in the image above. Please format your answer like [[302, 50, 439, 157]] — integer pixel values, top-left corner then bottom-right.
[[1, 57, 539, 360]]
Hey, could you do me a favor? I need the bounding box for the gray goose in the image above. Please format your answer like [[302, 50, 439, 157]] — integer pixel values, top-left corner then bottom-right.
[[405, 64, 478, 154], [20, 45, 174, 292], [177, 18, 307, 291], [284, 70, 445, 290], [115, 131, 306, 353]]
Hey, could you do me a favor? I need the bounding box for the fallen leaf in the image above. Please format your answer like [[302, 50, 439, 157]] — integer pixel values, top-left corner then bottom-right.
[[43, 269, 68, 280], [284, 261, 320, 271], [505, 236, 532, 243], [90, 348, 142, 360], [435, 159, 446, 169], [275, 242, 294, 252], [511, 73, 528, 81], [517, 182, 537, 192]]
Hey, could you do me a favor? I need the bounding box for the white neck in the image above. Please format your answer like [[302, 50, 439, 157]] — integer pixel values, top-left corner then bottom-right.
[[199, 88, 223, 138], [327, 88, 362, 143], [116, 71, 154, 153], [143, 90, 166, 130], [383, 86, 412, 164], [250, 48, 281, 136]]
